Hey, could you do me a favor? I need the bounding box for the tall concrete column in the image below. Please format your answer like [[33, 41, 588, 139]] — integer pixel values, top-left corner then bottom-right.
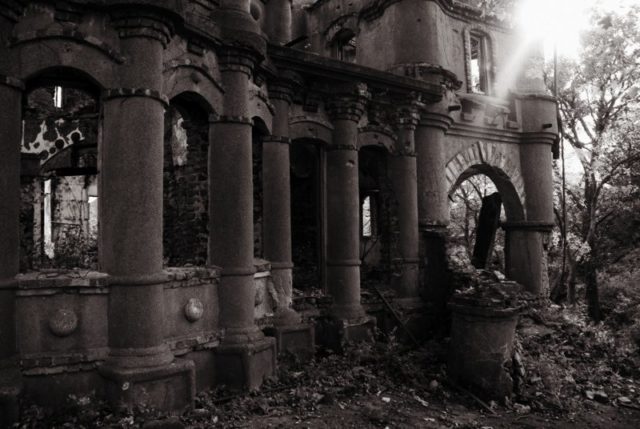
[[323, 86, 375, 346], [0, 75, 24, 426], [262, 76, 314, 356], [416, 112, 453, 229], [389, 106, 420, 300], [265, 0, 292, 45], [263, 82, 295, 318], [503, 222, 551, 297], [209, 45, 276, 388], [509, 94, 557, 297], [415, 110, 453, 312], [99, 13, 194, 412]]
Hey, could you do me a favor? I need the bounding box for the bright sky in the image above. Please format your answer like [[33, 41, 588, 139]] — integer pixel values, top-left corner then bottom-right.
[[516, 0, 639, 60]]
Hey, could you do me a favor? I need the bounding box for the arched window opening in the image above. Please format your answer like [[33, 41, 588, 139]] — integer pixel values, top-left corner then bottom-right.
[[331, 29, 357, 63], [21, 72, 100, 270], [465, 29, 493, 95], [163, 96, 210, 266]]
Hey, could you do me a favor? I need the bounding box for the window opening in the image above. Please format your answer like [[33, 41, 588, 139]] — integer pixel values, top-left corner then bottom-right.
[[53, 86, 63, 109], [470, 34, 489, 94]]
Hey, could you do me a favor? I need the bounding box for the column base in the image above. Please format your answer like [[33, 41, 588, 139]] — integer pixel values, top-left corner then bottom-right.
[[214, 337, 277, 390], [264, 323, 315, 360], [0, 366, 22, 427], [316, 316, 376, 352], [99, 359, 195, 413]]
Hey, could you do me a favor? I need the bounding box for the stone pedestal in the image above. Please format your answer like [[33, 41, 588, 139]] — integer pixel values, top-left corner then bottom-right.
[[449, 302, 520, 401], [214, 338, 277, 390], [101, 359, 195, 413], [209, 44, 275, 389], [99, 16, 194, 412], [0, 77, 24, 425]]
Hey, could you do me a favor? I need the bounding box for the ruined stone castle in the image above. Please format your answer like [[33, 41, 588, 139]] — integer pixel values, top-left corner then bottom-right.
[[0, 0, 557, 421]]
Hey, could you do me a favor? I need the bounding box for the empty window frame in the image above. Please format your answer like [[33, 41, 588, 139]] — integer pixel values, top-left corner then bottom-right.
[[331, 30, 357, 63], [361, 194, 378, 238], [468, 32, 491, 94]]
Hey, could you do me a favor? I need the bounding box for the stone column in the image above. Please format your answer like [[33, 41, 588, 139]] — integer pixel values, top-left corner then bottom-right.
[[388, 105, 420, 301], [99, 13, 194, 412], [262, 76, 314, 356], [265, 0, 292, 45], [503, 222, 552, 297], [0, 75, 24, 426], [511, 95, 556, 297], [209, 46, 276, 389], [415, 110, 453, 313], [323, 86, 375, 346]]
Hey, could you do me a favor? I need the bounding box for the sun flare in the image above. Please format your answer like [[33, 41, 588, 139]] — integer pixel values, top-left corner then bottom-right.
[[516, 0, 639, 59]]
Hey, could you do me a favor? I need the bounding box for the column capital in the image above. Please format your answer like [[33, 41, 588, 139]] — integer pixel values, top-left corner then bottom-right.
[[326, 83, 370, 122], [217, 45, 261, 77], [103, 87, 169, 107], [111, 11, 174, 48], [418, 111, 454, 131], [268, 70, 303, 104], [397, 104, 420, 130]]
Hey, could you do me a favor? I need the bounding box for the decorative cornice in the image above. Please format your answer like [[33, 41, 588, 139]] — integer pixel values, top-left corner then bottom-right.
[[361, 0, 511, 30], [388, 62, 462, 91], [111, 12, 174, 48], [326, 83, 370, 122], [103, 88, 169, 107]]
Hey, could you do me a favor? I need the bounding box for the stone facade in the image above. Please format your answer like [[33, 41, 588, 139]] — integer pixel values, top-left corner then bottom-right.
[[0, 0, 557, 420]]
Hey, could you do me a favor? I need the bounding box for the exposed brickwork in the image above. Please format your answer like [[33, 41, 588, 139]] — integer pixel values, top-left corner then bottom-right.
[[163, 103, 209, 266]]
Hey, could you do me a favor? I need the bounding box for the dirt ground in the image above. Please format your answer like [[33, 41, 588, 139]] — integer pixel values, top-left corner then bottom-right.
[[15, 304, 640, 428]]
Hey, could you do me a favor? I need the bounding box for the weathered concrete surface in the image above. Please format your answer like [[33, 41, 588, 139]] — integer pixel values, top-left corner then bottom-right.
[[448, 302, 520, 400]]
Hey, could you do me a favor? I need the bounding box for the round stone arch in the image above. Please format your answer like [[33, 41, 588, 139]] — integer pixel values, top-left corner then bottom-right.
[[446, 141, 526, 221], [358, 126, 396, 153], [14, 38, 118, 89], [163, 63, 224, 115], [290, 115, 333, 145]]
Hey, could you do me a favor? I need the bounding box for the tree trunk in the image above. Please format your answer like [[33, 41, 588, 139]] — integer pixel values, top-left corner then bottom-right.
[[585, 237, 601, 322]]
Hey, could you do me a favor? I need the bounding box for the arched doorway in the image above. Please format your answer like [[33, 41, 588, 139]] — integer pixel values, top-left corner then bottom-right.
[[448, 161, 525, 274]]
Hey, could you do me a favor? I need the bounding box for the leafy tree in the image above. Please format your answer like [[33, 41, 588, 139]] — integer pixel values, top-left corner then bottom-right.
[[554, 5, 640, 321]]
